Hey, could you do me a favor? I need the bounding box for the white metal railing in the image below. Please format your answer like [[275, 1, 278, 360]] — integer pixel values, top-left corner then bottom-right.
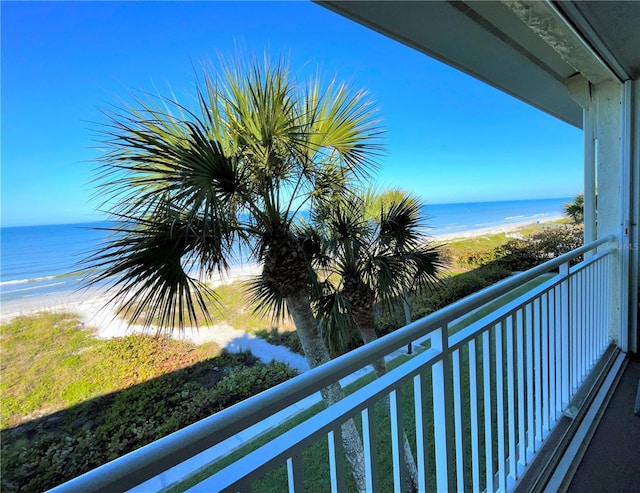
[[48, 236, 616, 493]]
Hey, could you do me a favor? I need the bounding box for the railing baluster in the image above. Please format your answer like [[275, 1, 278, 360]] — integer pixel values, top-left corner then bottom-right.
[[595, 260, 601, 353], [432, 326, 455, 492], [580, 268, 586, 382], [534, 297, 542, 446], [542, 292, 550, 437], [469, 338, 481, 492], [555, 284, 563, 420], [496, 321, 507, 492], [548, 288, 557, 426], [483, 329, 494, 493], [570, 270, 576, 394], [579, 269, 583, 387], [516, 308, 526, 467], [506, 314, 517, 479], [390, 388, 406, 493], [327, 429, 345, 492], [584, 265, 589, 370], [287, 453, 304, 493], [586, 265, 591, 371], [598, 255, 609, 349], [588, 264, 598, 371], [560, 262, 570, 408], [526, 302, 534, 454], [413, 373, 429, 492], [362, 405, 379, 493], [452, 349, 464, 492]]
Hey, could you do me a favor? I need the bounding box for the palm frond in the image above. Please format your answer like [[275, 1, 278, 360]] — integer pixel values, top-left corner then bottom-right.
[[315, 290, 358, 354], [82, 205, 223, 332], [245, 275, 288, 322], [88, 54, 385, 339]]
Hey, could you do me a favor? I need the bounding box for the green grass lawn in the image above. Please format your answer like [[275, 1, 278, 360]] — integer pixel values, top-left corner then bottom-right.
[[0, 312, 221, 429], [0, 313, 299, 492]]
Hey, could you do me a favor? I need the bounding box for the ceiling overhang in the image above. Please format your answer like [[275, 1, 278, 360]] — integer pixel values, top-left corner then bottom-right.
[[317, 1, 640, 129]]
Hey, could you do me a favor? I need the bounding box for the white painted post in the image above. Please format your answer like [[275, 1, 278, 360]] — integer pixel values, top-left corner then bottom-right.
[[534, 298, 543, 444], [594, 81, 625, 345], [560, 262, 571, 407], [328, 429, 345, 492], [495, 321, 507, 492], [541, 292, 550, 437], [432, 326, 455, 493], [627, 80, 640, 353], [362, 406, 379, 493], [483, 330, 494, 492], [287, 453, 304, 493], [516, 309, 526, 466], [413, 374, 429, 492], [506, 314, 517, 479], [452, 349, 464, 492], [390, 388, 406, 493], [525, 303, 534, 453], [469, 338, 481, 491]]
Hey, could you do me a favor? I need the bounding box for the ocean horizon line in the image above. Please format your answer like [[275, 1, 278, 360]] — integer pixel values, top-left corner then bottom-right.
[[1, 197, 571, 301], [1, 196, 574, 230]]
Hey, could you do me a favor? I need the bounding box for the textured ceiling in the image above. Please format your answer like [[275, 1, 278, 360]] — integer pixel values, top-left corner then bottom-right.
[[565, 1, 640, 79], [318, 1, 640, 128]]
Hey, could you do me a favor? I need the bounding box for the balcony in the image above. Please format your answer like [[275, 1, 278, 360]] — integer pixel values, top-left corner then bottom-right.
[[49, 235, 634, 492]]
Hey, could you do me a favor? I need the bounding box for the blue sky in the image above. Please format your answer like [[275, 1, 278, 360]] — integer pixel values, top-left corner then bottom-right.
[[1, 1, 583, 227]]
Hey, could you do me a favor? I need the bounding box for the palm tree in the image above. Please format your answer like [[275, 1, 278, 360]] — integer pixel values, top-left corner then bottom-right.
[[84, 58, 383, 491], [564, 193, 584, 223], [311, 188, 444, 491]]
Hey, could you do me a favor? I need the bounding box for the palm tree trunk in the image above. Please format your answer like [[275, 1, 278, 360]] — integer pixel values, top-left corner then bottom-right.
[[286, 291, 367, 493], [359, 326, 420, 493]]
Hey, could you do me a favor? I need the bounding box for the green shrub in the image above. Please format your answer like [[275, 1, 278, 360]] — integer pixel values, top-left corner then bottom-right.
[[0, 351, 296, 492], [494, 224, 584, 271]]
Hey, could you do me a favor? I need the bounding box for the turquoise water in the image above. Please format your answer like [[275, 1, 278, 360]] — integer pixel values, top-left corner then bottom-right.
[[424, 197, 568, 236], [0, 197, 569, 302]]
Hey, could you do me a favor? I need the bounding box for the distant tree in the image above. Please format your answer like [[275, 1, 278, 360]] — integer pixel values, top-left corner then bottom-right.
[[564, 193, 584, 223], [310, 188, 444, 492], [84, 57, 383, 491]]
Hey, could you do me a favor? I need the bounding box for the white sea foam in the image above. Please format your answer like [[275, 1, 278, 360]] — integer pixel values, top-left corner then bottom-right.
[[0, 275, 57, 286], [3, 281, 67, 294]]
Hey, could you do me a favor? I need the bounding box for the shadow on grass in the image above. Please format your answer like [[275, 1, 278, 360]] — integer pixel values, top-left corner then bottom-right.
[[1, 345, 296, 493]]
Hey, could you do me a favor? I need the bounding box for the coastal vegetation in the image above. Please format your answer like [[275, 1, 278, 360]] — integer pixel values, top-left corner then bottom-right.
[[307, 188, 444, 489], [0, 313, 295, 492], [0, 220, 582, 491]]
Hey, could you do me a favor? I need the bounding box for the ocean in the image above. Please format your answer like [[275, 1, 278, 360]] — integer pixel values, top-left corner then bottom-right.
[[0, 197, 569, 304]]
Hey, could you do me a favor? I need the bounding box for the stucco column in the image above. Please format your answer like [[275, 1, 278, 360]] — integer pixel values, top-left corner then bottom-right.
[[593, 80, 625, 346], [623, 79, 639, 353]]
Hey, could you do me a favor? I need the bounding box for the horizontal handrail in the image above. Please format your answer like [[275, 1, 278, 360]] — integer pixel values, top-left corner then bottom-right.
[[213, 346, 444, 491], [48, 235, 616, 493]]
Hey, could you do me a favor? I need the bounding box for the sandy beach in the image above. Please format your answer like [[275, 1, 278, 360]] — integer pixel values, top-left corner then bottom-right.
[[430, 214, 565, 242], [0, 215, 565, 336]]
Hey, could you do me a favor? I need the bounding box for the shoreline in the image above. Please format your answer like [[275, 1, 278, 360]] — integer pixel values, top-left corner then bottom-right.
[[430, 214, 565, 242], [0, 216, 565, 325]]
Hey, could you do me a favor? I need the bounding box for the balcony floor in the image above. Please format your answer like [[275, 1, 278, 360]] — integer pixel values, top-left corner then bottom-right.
[[568, 354, 640, 492]]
